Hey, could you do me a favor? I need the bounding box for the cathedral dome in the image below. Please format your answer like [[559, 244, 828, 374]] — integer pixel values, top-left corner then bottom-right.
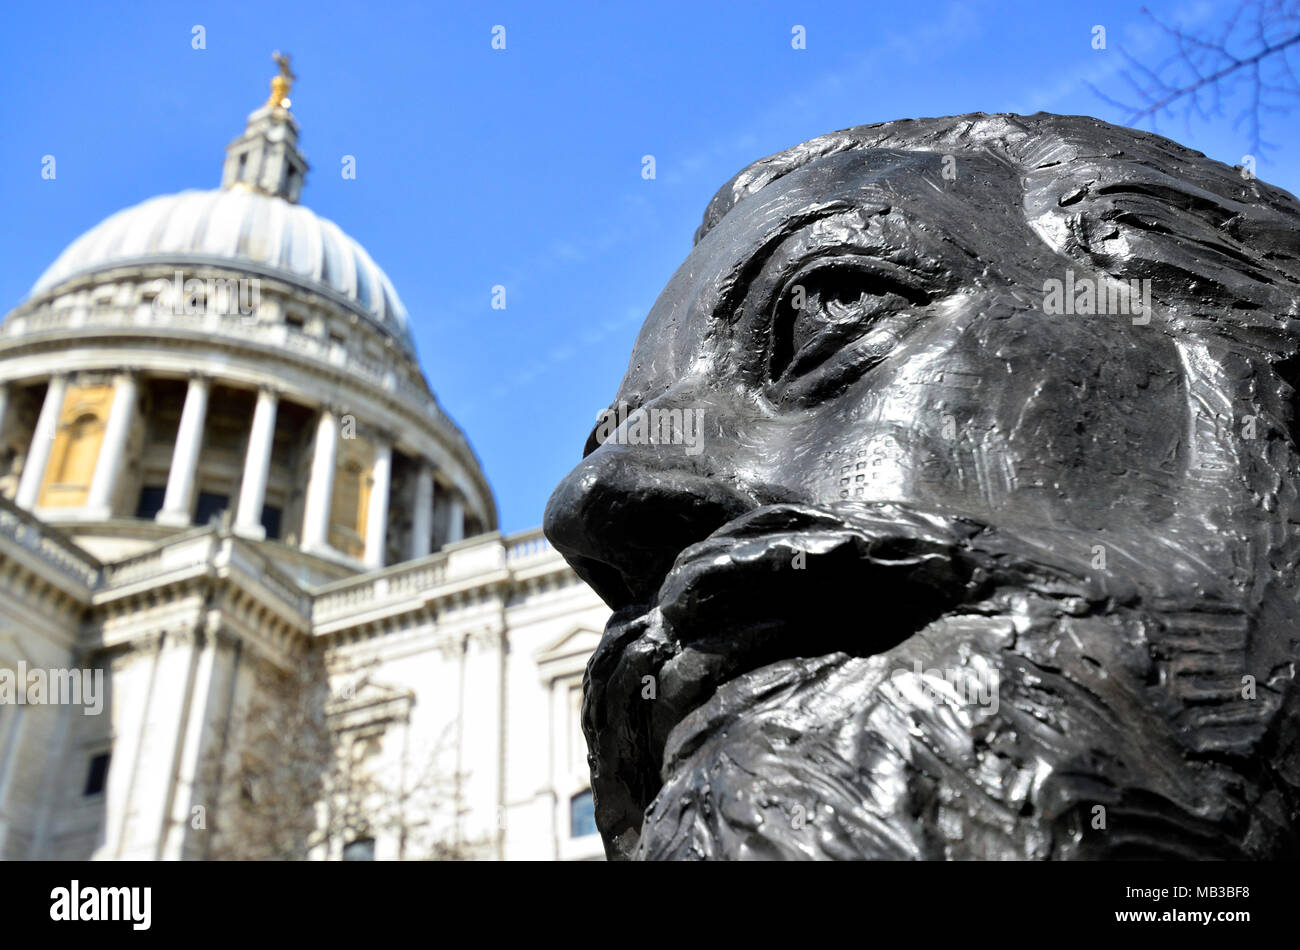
[[29, 189, 415, 358]]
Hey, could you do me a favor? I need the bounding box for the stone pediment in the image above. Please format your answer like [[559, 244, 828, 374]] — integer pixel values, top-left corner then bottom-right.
[[327, 677, 414, 737], [534, 626, 601, 683]]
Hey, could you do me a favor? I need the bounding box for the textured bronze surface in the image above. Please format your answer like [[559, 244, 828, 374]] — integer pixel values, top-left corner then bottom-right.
[[545, 113, 1300, 860]]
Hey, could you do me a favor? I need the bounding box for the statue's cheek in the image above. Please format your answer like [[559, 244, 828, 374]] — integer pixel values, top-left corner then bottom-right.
[[996, 322, 1186, 529]]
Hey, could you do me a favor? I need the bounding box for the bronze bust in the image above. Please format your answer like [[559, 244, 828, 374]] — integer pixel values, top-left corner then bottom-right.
[[545, 113, 1300, 860]]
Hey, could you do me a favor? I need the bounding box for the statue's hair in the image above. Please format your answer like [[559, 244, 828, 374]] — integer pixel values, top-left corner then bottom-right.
[[696, 113, 1300, 346]]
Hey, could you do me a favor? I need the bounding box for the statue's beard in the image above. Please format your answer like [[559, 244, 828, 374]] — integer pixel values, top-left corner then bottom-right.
[[581, 501, 1015, 860], [582, 503, 1294, 861], [636, 649, 998, 860], [592, 604, 1028, 861]]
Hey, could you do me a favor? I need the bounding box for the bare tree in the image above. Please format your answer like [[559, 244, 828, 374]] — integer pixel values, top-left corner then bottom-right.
[[1090, 1, 1300, 153], [198, 652, 478, 860], [199, 652, 332, 860], [327, 687, 494, 861], [364, 722, 494, 861]]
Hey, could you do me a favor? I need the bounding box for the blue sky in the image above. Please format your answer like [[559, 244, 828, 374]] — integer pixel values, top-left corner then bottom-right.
[[2, 0, 1297, 534]]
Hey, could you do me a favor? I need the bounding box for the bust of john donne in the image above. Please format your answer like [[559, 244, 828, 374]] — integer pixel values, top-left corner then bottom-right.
[[545, 112, 1300, 861]]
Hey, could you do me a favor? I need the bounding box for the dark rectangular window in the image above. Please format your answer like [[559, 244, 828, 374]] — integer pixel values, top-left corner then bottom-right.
[[570, 789, 597, 838], [195, 492, 229, 526], [261, 505, 282, 541], [342, 837, 375, 861], [84, 752, 111, 797], [134, 486, 166, 520]]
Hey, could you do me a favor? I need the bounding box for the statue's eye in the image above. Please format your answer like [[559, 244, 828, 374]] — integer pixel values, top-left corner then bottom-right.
[[768, 261, 929, 381]]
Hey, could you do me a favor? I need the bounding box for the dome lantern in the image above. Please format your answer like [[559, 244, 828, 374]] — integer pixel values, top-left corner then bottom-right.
[[220, 52, 309, 204]]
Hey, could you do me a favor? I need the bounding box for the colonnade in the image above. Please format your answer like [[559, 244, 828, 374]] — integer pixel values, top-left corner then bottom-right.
[[2, 374, 467, 568]]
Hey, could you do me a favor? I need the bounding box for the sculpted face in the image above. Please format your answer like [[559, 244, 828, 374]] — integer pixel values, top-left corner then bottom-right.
[[545, 114, 1300, 860]]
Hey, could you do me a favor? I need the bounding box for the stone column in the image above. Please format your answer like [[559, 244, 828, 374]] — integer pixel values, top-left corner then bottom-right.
[[300, 406, 339, 553], [409, 462, 434, 560], [363, 436, 392, 568], [0, 698, 26, 830], [84, 371, 139, 518], [234, 386, 279, 539], [446, 493, 465, 545], [159, 628, 227, 860], [0, 383, 10, 443], [15, 374, 68, 510], [157, 375, 210, 526]]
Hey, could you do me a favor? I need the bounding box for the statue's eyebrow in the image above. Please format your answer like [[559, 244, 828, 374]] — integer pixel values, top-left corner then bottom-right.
[[1092, 180, 1239, 230], [712, 200, 860, 327]]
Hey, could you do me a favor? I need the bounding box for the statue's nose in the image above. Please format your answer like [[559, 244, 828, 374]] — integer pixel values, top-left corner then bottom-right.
[[543, 445, 753, 609]]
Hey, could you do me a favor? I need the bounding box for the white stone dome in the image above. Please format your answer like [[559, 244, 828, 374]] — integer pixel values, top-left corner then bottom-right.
[[30, 188, 416, 357]]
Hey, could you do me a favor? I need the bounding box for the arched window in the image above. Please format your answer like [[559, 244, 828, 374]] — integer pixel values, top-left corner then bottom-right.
[[329, 452, 372, 559], [53, 413, 102, 485], [40, 398, 108, 508], [336, 460, 364, 522]]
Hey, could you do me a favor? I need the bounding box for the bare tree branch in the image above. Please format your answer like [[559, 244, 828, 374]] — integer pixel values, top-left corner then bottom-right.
[[1088, 1, 1300, 153], [196, 653, 477, 861]]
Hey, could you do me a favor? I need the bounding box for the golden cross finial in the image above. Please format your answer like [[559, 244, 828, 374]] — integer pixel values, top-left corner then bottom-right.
[[266, 50, 295, 109]]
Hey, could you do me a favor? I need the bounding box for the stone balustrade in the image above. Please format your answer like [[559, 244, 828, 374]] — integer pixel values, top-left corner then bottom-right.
[[0, 500, 102, 589], [100, 533, 218, 589], [313, 528, 564, 629], [506, 527, 552, 563]]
